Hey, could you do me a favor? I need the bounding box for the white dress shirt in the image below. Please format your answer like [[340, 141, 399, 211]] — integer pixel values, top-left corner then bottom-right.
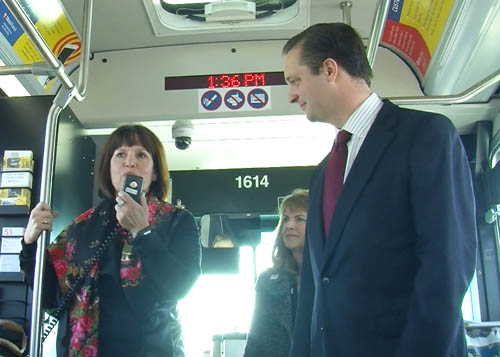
[[341, 92, 384, 181]]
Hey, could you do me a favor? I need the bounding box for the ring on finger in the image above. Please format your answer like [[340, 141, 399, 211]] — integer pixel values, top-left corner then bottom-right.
[[117, 199, 125, 207]]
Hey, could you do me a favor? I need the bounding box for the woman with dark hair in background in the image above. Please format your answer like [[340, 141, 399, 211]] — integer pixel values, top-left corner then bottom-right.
[[20, 125, 201, 357], [244, 188, 308, 357]]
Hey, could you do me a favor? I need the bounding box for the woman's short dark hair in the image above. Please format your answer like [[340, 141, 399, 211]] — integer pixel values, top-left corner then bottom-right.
[[272, 188, 308, 274], [283, 22, 372, 86], [97, 125, 169, 200]]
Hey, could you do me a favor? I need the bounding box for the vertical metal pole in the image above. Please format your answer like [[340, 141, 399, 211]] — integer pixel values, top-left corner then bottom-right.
[[493, 205, 500, 277], [366, 0, 391, 69], [77, 0, 93, 97], [340, 1, 353, 26], [29, 104, 62, 357], [484, 204, 500, 302]]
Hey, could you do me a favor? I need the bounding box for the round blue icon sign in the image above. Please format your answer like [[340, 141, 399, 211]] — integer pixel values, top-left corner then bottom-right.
[[224, 89, 245, 110], [247, 88, 269, 109], [201, 90, 222, 111]]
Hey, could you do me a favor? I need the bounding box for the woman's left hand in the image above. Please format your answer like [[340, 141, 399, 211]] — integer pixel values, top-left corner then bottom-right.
[[115, 191, 149, 237]]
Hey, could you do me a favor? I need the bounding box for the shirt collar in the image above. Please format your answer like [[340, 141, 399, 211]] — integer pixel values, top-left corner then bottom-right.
[[343, 92, 383, 139]]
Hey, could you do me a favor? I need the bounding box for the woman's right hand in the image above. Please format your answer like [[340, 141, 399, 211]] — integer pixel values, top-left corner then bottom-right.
[[24, 202, 59, 245]]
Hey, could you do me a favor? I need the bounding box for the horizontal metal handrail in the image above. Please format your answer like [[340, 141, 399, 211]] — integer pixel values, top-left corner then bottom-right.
[[0, 65, 33, 75], [390, 69, 500, 105]]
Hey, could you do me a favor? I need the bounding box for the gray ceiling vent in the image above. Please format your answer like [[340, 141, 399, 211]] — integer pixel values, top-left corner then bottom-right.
[[143, 0, 308, 35], [205, 1, 256, 22]]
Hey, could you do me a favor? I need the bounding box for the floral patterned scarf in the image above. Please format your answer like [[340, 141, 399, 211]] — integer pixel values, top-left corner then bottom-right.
[[46, 195, 174, 357]]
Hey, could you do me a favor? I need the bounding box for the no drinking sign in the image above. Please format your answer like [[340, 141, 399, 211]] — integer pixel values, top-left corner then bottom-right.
[[198, 87, 271, 113]]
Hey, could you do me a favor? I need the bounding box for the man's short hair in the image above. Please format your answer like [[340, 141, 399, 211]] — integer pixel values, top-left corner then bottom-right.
[[283, 23, 373, 86]]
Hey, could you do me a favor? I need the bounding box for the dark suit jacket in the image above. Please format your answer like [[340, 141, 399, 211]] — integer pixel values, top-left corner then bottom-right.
[[290, 100, 477, 357]]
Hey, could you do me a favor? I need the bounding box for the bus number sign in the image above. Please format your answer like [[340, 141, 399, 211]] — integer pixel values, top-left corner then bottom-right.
[[235, 175, 269, 189]]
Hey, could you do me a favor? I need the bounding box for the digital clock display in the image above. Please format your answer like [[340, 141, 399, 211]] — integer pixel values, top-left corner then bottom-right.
[[208, 73, 265, 88], [164, 72, 286, 91]]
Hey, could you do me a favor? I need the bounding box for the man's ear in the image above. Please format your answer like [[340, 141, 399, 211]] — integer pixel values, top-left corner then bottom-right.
[[322, 58, 338, 82]]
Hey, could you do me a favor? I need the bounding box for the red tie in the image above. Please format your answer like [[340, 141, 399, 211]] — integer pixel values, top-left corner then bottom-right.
[[323, 130, 352, 236]]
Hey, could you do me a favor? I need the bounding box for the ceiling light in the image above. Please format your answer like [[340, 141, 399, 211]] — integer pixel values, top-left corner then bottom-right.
[[24, 0, 63, 22]]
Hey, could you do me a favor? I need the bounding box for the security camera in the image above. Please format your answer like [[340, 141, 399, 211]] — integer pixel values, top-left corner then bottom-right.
[[172, 122, 194, 150]]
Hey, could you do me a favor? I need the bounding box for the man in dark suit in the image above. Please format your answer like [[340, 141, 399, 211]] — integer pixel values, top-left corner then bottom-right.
[[283, 23, 477, 357]]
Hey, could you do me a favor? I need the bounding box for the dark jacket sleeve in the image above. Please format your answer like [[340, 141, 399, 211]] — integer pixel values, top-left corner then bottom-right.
[[244, 271, 276, 357], [290, 233, 314, 357], [19, 240, 61, 311], [393, 115, 477, 356], [289, 164, 321, 357], [244, 275, 267, 357], [244, 269, 294, 357], [129, 209, 202, 301]]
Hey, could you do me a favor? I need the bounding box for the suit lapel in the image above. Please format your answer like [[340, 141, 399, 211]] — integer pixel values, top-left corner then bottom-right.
[[322, 101, 399, 269]]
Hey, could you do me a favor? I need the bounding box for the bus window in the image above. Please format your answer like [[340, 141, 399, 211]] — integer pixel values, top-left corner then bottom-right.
[[178, 247, 255, 356], [178, 228, 277, 356]]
